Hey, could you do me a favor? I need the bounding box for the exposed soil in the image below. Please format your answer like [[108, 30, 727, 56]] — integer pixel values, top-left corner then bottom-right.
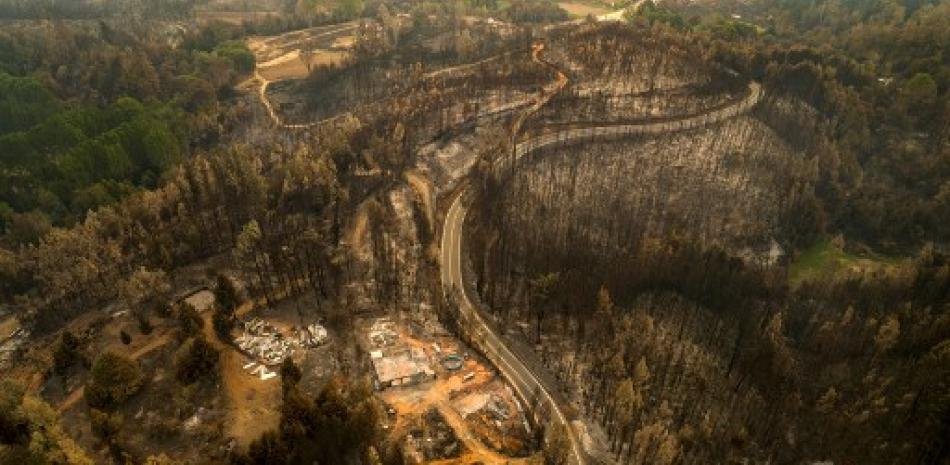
[[257, 49, 349, 81], [558, 2, 611, 17], [195, 10, 279, 24], [0, 314, 19, 336], [369, 316, 538, 464]]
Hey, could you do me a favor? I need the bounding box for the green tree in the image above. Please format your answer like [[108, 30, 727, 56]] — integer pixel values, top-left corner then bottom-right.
[[89, 408, 122, 441], [175, 336, 220, 385], [214, 41, 256, 75], [214, 273, 240, 313], [53, 330, 82, 376], [901, 72, 940, 126], [0, 380, 93, 465], [5, 210, 51, 246], [177, 302, 204, 339], [86, 352, 144, 409], [212, 306, 235, 342], [280, 357, 303, 394], [235, 377, 381, 465], [903, 73, 938, 107], [0, 73, 60, 134], [121, 267, 172, 326]]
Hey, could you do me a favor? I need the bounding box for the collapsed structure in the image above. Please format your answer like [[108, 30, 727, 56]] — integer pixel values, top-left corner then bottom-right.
[[371, 349, 436, 389], [367, 318, 435, 390], [236, 317, 328, 367]]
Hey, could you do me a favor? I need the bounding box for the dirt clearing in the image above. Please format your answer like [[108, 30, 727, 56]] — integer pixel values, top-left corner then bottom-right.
[[0, 314, 18, 337], [558, 1, 610, 17], [366, 316, 538, 464], [257, 49, 349, 81], [196, 10, 279, 24]]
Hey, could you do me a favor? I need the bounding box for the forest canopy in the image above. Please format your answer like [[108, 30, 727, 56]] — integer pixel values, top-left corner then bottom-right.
[[0, 20, 256, 242]]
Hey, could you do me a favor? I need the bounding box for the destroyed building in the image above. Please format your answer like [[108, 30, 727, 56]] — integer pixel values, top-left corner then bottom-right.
[[367, 318, 436, 390], [371, 349, 436, 389], [236, 317, 328, 367]]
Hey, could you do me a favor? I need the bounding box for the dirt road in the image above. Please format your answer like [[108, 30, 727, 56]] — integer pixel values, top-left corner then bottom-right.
[[381, 367, 535, 465], [250, 22, 359, 129], [56, 297, 270, 441], [57, 330, 175, 413]]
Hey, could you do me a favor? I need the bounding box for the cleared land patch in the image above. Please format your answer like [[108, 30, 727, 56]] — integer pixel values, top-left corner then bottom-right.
[[195, 10, 279, 24], [257, 49, 349, 81], [788, 239, 903, 288], [558, 1, 611, 17]]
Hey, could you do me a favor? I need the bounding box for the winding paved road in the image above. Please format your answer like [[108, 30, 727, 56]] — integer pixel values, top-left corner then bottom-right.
[[441, 42, 585, 465], [440, 43, 764, 465]]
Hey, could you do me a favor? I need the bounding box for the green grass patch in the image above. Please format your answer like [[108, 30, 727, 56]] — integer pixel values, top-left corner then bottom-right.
[[788, 239, 904, 288]]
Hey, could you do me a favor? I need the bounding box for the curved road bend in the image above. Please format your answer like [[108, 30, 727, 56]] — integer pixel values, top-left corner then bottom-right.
[[441, 41, 588, 465], [440, 45, 764, 465]]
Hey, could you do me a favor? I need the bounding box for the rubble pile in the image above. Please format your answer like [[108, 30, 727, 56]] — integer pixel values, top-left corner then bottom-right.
[[421, 408, 463, 461], [371, 348, 436, 390], [368, 318, 398, 347], [366, 318, 436, 390], [236, 332, 292, 366], [295, 324, 328, 348], [236, 317, 329, 367], [485, 394, 511, 422], [0, 327, 28, 370]]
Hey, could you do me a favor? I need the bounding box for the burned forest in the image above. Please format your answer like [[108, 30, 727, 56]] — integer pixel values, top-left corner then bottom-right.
[[0, 1, 948, 465]]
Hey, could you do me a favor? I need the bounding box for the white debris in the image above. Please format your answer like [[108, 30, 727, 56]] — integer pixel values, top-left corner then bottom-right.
[[236, 318, 293, 366], [237, 317, 330, 371], [259, 367, 277, 381], [296, 323, 328, 348], [369, 318, 399, 347], [486, 394, 510, 420], [236, 333, 293, 366]]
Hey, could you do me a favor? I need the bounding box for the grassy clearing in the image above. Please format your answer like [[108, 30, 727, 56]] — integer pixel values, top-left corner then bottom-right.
[[788, 239, 904, 288]]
